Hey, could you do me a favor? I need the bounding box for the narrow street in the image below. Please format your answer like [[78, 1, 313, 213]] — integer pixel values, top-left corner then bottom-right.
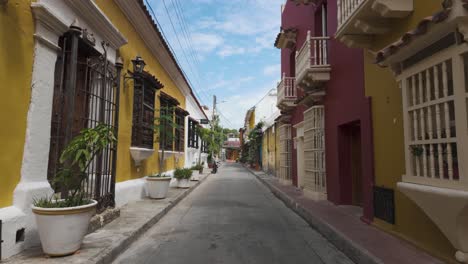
[[113, 163, 353, 264]]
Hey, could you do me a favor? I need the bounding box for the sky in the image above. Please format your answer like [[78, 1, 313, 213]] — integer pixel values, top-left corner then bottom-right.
[[146, 0, 284, 129]]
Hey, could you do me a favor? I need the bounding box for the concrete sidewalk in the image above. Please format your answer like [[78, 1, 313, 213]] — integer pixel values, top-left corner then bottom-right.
[[4, 173, 211, 264], [247, 168, 445, 264]]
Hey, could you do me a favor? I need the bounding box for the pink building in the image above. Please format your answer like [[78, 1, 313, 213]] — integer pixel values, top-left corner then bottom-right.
[[275, 0, 375, 222]]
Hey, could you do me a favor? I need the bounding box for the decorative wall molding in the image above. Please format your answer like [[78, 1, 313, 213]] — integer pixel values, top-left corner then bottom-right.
[[31, 3, 68, 37], [63, 0, 127, 49]]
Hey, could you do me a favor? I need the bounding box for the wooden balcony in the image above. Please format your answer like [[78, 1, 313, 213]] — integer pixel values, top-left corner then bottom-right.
[[277, 74, 297, 111], [295, 32, 330, 96], [336, 0, 413, 48]]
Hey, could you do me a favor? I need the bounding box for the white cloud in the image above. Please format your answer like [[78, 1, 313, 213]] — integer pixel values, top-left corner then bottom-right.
[[217, 82, 277, 128], [217, 46, 246, 57], [263, 64, 280, 76], [191, 33, 224, 53]]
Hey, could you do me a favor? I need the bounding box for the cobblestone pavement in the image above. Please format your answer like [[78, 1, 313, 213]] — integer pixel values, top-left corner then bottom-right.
[[113, 163, 354, 264]]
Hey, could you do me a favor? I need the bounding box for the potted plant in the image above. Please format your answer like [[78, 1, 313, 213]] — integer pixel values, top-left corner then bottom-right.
[[32, 124, 116, 257], [174, 168, 192, 188], [190, 164, 203, 181], [146, 173, 171, 199]]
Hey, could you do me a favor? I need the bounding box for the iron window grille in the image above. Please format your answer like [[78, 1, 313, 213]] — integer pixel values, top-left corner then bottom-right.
[[159, 92, 180, 151], [131, 71, 163, 149], [47, 26, 121, 211], [201, 140, 209, 153], [175, 108, 189, 152], [373, 186, 395, 224], [188, 118, 199, 149]]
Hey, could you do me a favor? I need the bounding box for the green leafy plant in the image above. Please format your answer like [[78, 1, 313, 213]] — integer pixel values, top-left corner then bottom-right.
[[148, 172, 169, 178], [34, 124, 117, 208], [247, 122, 264, 166], [191, 164, 203, 171], [174, 168, 192, 180], [410, 145, 424, 157], [153, 106, 180, 174]]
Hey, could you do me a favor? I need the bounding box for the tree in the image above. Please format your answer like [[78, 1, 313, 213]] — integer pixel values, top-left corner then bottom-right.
[[153, 106, 179, 174]]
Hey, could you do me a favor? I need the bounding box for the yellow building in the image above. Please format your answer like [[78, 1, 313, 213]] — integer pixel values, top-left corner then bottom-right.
[[0, 0, 200, 259], [336, 0, 468, 262], [262, 124, 278, 175]]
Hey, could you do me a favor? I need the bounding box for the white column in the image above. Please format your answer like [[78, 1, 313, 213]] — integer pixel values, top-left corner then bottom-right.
[[13, 3, 68, 212]]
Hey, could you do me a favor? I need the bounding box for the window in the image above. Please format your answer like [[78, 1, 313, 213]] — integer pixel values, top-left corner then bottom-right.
[[279, 124, 292, 181], [159, 92, 181, 151], [188, 118, 199, 149], [201, 140, 209, 153], [303, 106, 326, 194], [132, 71, 162, 149], [48, 28, 121, 209], [398, 42, 468, 190], [175, 108, 189, 152]]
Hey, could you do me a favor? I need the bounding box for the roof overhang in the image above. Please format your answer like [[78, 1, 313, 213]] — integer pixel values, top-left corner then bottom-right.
[[291, 0, 319, 5], [274, 28, 298, 49], [375, 0, 468, 72]]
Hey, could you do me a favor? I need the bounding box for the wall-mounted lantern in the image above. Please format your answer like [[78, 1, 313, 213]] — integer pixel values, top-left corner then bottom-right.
[[131, 55, 146, 74], [122, 55, 146, 92]]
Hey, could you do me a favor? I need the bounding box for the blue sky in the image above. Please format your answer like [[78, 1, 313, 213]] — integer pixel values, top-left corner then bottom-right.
[[146, 0, 284, 129]]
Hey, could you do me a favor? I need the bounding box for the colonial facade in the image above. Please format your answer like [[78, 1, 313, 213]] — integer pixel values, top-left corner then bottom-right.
[[0, 0, 206, 259], [275, 0, 373, 205], [284, 0, 468, 263]]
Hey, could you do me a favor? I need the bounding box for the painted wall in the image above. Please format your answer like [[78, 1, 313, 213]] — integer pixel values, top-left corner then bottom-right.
[[184, 95, 208, 168], [324, 0, 374, 222], [95, 0, 186, 182], [363, 0, 455, 261], [262, 124, 277, 175], [281, 2, 316, 187], [254, 89, 278, 125], [0, 0, 34, 207]]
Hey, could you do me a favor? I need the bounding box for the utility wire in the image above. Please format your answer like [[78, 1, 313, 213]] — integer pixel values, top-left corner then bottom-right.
[[144, 0, 207, 106]]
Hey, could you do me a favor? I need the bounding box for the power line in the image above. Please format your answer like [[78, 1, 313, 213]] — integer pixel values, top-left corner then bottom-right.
[[144, 0, 207, 106]]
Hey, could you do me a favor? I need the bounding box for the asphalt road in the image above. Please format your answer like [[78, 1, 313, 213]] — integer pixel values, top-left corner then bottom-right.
[[113, 163, 354, 264]]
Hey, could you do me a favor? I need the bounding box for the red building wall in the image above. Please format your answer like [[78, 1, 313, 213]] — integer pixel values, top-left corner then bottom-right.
[[280, 0, 374, 222], [281, 2, 315, 187]]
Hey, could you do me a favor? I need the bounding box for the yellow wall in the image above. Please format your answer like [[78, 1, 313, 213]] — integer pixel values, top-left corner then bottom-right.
[[95, 0, 186, 182], [249, 110, 255, 129], [0, 0, 34, 207], [262, 125, 277, 175], [366, 0, 455, 262]]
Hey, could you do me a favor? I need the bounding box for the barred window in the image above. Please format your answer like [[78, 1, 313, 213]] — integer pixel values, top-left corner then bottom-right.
[[132, 72, 163, 149], [175, 108, 189, 152], [188, 118, 199, 149], [159, 92, 181, 151], [201, 140, 209, 153]]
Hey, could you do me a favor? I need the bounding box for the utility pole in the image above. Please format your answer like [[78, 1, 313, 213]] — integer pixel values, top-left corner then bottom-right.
[[211, 95, 216, 159]]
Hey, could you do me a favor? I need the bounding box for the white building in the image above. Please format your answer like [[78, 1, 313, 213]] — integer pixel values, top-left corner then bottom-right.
[[184, 96, 210, 168]]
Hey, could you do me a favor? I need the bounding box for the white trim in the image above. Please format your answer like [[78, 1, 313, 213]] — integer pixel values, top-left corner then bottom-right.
[[63, 0, 127, 49]]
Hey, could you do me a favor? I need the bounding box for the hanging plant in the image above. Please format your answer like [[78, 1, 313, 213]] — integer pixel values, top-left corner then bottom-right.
[[410, 145, 424, 157]]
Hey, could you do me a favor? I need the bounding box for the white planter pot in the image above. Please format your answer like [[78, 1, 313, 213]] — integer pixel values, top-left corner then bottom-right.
[[178, 179, 190, 188], [146, 177, 171, 199], [191, 170, 200, 181], [32, 200, 97, 256]]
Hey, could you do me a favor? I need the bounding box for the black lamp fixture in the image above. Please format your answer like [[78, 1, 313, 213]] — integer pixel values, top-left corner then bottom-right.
[[131, 55, 146, 74], [122, 55, 147, 92]]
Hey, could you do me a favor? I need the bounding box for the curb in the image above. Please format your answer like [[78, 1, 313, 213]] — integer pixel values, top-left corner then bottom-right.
[[245, 167, 383, 264], [94, 173, 211, 264]]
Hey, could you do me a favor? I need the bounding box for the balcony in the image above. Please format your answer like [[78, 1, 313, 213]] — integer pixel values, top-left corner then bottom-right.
[[336, 0, 413, 48], [295, 32, 330, 96], [277, 74, 297, 111]]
